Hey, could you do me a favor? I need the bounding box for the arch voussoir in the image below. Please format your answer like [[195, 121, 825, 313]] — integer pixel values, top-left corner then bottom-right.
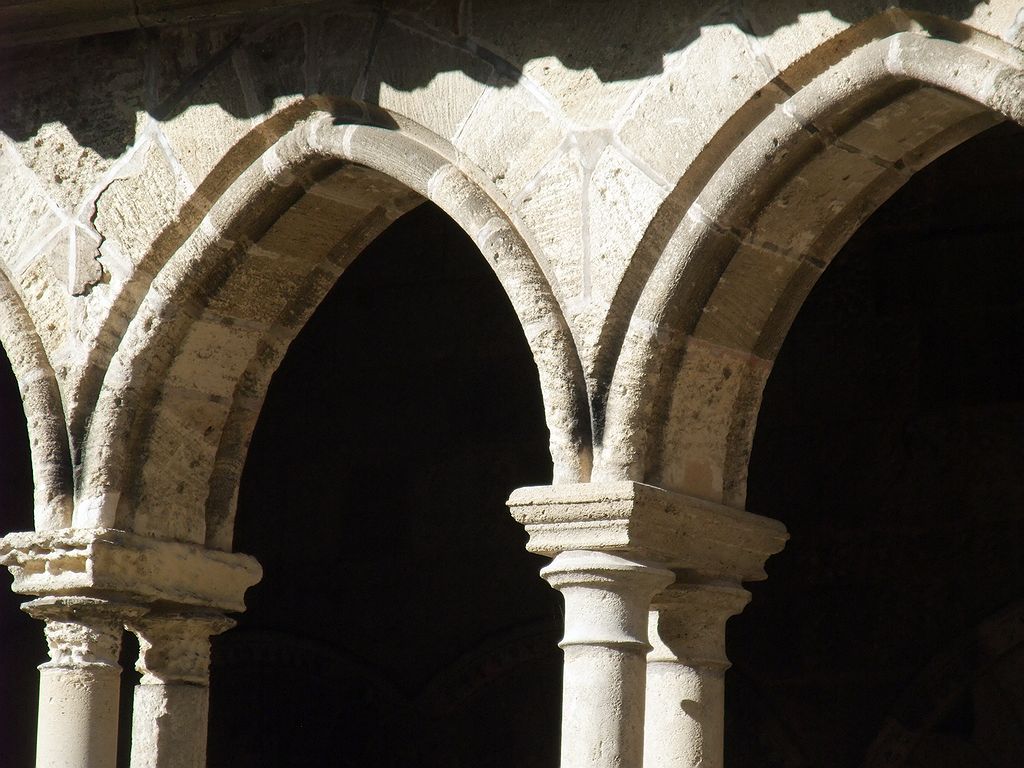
[[84, 106, 589, 548], [601, 26, 1024, 507]]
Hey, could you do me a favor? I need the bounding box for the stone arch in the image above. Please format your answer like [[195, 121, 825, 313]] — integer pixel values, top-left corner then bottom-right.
[[0, 265, 72, 529], [599, 23, 1024, 506], [80, 103, 590, 547]]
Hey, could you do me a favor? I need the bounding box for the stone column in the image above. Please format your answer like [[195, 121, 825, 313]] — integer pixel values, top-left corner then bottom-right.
[[128, 611, 235, 768], [509, 481, 787, 768], [1, 528, 262, 768], [542, 550, 673, 768], [23, 596, 142, 768], [644, 581, 751, 768]]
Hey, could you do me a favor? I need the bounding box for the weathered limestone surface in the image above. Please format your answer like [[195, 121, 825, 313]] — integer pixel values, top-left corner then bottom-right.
[[0, 528, 262, 612], [21, 596, 145, 768], [0, 1, 1021, 766], [0, 2, 1020, 515], [128, 612, 236, 768], [509, 481, 786, 768]]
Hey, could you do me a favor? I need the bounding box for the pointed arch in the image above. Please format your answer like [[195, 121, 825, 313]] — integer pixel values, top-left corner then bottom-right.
[[80, 104, 590, 547], [600, 25, 1024, 506], [0, 266, 72, 529]]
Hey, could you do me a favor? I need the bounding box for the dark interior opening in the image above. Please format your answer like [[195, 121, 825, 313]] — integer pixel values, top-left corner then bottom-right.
[[209, 201, 562, 767], [729, 120, 1024, 768], [0, 345, 40, 767]]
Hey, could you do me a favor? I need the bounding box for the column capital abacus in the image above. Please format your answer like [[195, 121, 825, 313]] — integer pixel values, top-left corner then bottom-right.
[[508, 481, 788, 580], [0, 527, 262, 613]]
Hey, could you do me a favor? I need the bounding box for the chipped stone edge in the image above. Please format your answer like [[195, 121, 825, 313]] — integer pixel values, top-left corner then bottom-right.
[[0, 527, 262, 613]]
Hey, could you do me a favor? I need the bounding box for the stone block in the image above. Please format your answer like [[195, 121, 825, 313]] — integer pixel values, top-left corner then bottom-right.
[[241, 17, 308, 117], [695, 105, 820, 234], [150, 21, 246, 112], [384, 0, 462, 36], [0, 527, 261, 611], [203, 246, 306, 326], [134, 392, 230, 540], [930, 1, 1024, 48], [740, 0, 888, 78], [748, 142, 886, 257], [158, 55, 254, 188], [618, 24, 776, 184], [0, 32, 147, 213], [0, 145, 63, 277], [315, 10, 377, 99], [837, 86, 985, 163], [692, 243, 805, 351], [455, 77, 565, 199], [588, 146, 665, 309], [368, 20, 492, 141], [93, 141, 188, 275], [18, 246, 70, 355], [658, 340, 756, 499], [257, 185, 373, 258], [468, 0, 718, 127], [515, 147, 584, 300], [508, 480, 787, 576], [165, 317, 262, 399]]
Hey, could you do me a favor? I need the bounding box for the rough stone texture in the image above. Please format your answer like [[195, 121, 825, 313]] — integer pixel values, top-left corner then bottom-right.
[[0, 3, 1022, 767], [93, 140, 189, 274], [0, 528, 261, 612], [0, 143, 65, 277], [588, 145, 665, 309], [740, 0, 887, 76], [617, 24, 775, 185], [509, 481, 786, 576], [516, 145, 586, 300], [0, 33, 147, 215], [315, 10, 378, 99], [158, 56, 253, 189], [454, 77, 566, 199], [21, 597, 143, 768], [368, 21, 492, 141], [467, 0, 722, 128]]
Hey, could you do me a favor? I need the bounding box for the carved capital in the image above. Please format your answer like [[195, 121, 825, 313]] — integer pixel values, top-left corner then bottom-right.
[[509, 482, 788, 581], [648, 581, 751, 670], [129, 611, 235, 686], [542, 550, 673, 652], [23, 596, 143, 671]]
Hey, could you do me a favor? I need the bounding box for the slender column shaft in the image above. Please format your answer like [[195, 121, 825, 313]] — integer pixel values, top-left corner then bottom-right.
[[541, 550, 673, 768], [643, 582, 750, 768], [128, 612, 235, 768], [23, 597, 140, 768]]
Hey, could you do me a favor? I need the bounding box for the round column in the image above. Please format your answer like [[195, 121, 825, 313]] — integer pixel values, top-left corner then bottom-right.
[[643, 581, 751, 768], [128, 611, 235, 768], [23, 596, 141, 768], [541, 550, 673, 768]]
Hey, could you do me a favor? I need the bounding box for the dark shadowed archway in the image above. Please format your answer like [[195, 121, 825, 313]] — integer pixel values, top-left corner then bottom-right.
[[0, 343, 41, 767], [207, 201, 562, 767], [730, 120, 1024, 768]]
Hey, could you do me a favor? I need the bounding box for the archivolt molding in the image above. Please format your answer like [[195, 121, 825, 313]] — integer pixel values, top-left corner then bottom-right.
[[0, 262, 72, 529], [599, 23, 1024, 506], [80, 104, 590, 547]]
